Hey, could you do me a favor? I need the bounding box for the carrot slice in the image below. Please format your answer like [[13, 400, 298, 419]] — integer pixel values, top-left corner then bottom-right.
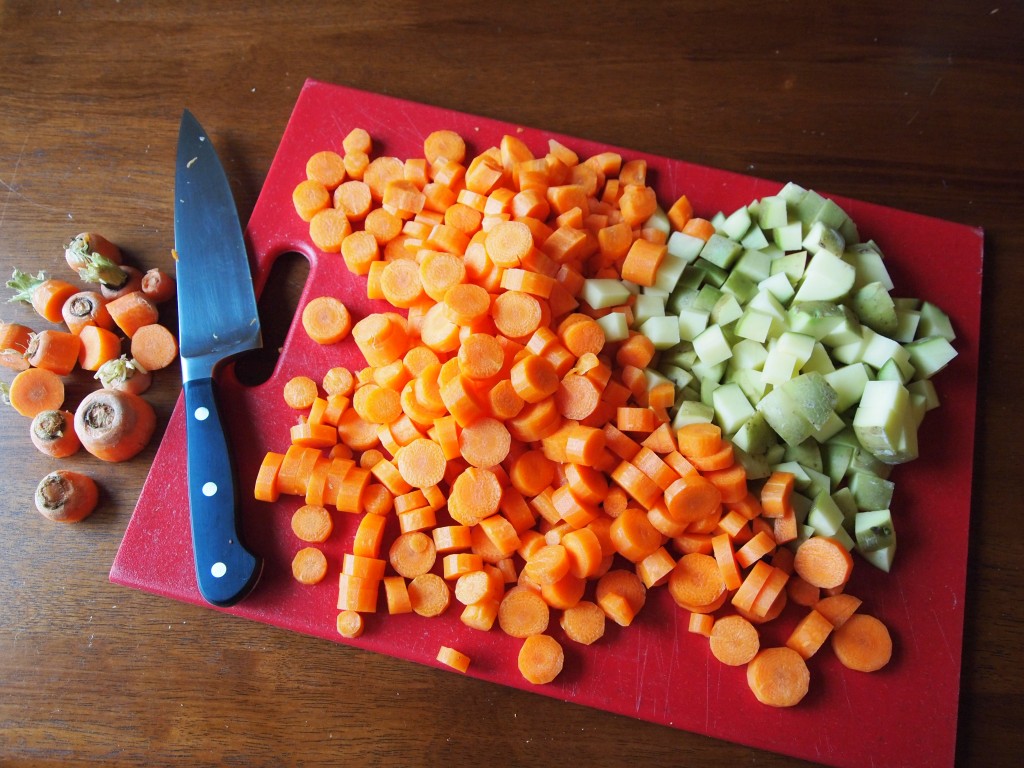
[[747, 647, 811, 707], [794, 536, 854, 590], [498, 585, 550, 638], [517, 634, 564, 685], [831, 613, 893, 672], [709, 614, 761, 666]]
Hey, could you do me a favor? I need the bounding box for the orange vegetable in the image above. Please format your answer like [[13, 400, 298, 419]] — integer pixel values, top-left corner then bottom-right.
[[94, 355, 152, 395], [34, 469, 99, 523], [293, 179, 330, 221], [388, 531, 437, 578], [436, 645, 472, 673], [6, 367, 64, 417], [292, 546, 329, 585], [559, 600, 606, 645], [498, 585, 549, 638], [595, 568, 647, 626], [99, 264, 143, 300], [74, 388, 156, 462], [127, 323, 178, 371], [105, 291, 159, 338], [140, 267, 177, 304], [814, 593, 863, 628], [336, 610, 365, 639], [302, 296, 352, 345], [407, 573, 451, 617], [25, 329, 81, 375], [668, 552, 726, 613], [6, 269, 78, 323], [517, 633, 564, 684], [65, 232, 122, 274], [746, 647, 811, 707], [291, 504, 334, 543], [785, 608, 834, 660], [77, 324, 122, 371], [0, 321, 33, 371], [283, 375, 319, 410], [29, 409, 81, 457], [709, 614, 761, 666], [62, 291, 113, 335], [793, 536, 854, 590], [831, 613, 892, 672]]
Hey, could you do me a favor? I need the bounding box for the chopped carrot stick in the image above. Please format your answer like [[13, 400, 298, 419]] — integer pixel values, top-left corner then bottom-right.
[[458, 416, 511, 468], [454, 567, 504, 607], [735, 529, 777, 569], [595, 568, 647, 626], [663, 473, 721, 523], [814, 593, 863, 628], [436, 645, 472, 673], [761, 470, 796, 518], [382, 575, 413, 614], [676, 422, 723, 459], [621, 238, 667, 287], [712, 533, 743, 591], [709, 614, 761, 666], [309, 208, 353, 252], [337, 572, 380, 613], [492, 290, 543, 339], [682, 217, 715, 241], [786, 608, 834, 660], [747, 647, 811, 707]]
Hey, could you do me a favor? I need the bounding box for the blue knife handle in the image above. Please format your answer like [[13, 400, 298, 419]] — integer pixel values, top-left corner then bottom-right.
[[183, 376, 262, 607]]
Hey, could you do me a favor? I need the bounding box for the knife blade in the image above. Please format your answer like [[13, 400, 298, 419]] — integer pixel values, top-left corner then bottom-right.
[[174, 109, 263, 607]]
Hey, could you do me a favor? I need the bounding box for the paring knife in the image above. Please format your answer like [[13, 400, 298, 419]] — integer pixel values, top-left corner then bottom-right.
[[174, 109, 263, 607]]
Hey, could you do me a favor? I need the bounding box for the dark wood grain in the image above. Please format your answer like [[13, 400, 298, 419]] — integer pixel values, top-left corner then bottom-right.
[[0, 2, 1020, 766]]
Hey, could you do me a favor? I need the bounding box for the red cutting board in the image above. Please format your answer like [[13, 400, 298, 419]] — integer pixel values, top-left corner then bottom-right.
[[111, 79, 983, 767]]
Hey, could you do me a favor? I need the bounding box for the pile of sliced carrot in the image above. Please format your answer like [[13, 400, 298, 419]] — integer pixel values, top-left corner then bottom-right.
[[255, 128, 893, 701]]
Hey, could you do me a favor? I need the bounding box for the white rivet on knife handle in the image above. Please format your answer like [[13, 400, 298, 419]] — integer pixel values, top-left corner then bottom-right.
[[194, 406, 210, 421]]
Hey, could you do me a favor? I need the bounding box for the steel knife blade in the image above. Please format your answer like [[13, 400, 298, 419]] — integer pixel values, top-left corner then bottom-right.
[[174, 109, 262, 607]]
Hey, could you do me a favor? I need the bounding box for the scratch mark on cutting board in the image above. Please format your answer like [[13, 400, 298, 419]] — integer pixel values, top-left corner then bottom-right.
[[634, 636, 650, 713]]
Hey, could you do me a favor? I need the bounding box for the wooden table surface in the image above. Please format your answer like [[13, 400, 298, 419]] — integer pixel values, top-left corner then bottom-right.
[[1, 2, 1021, 766]]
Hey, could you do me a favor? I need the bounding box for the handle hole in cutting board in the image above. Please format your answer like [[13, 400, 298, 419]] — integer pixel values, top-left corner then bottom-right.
[[234, 251, 310, 387]]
